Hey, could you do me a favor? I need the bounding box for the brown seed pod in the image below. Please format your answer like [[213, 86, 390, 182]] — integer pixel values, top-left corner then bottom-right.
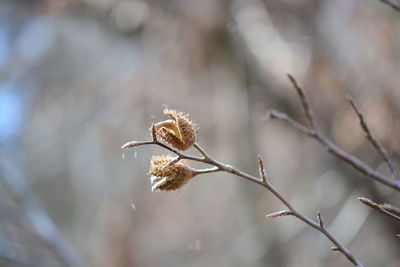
[[149, 155, 195, 192], [153, 109, 197, 150]]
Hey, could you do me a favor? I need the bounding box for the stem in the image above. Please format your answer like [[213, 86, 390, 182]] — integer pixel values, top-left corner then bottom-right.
[[359, 197, 400, 223], [122, 138, 364, 266], [193, 167, 220, 176]]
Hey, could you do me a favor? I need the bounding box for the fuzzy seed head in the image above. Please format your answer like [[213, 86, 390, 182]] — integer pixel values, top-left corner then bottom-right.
[[153, 109, 197, 150], [149, 155, 195, 192]]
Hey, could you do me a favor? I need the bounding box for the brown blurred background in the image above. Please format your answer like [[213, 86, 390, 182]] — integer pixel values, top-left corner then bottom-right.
[[0, 0, 399, 266]]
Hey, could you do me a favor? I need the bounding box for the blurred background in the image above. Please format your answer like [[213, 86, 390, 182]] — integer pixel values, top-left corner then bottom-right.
[[0, 0, 400, 266]]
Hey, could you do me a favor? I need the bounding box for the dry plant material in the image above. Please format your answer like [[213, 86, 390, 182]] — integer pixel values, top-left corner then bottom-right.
[[153, 109, 197, 151], [122, 107, 364, 267], [149, 155, 195, 192]]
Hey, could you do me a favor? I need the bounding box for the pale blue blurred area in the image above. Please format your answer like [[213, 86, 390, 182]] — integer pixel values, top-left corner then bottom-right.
[[16, 17, 54, 64], [0, 82, 22, 141]]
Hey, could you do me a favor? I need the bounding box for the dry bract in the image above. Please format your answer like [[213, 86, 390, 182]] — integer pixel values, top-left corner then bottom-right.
[[153, 109, 197, 151], [149, 155, 195, 192]]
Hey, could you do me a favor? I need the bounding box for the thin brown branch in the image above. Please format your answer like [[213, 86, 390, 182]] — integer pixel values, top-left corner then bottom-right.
[[122, 137, 364, 266], [358, 197, 400, 223], [193, 166, 220, 176], [257, 155, 363, 267], [381, 203, 400, 217], [269, 110, 315, 137], [269, 75, 400, 192], [193, 143, 211, 160], [347, 96, 396, 178], [266, 210, 293, 218], [378, 0, 400, 11], [287, 74, 318, 130], [317, 211, 324, 227]]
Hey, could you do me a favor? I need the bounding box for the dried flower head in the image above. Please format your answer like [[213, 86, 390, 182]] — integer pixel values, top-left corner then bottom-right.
[[153, 109, 197, 150], [149, 155, 195, 192]]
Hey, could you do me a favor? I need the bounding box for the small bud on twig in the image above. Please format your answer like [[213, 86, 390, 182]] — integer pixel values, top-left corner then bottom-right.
[[317, 211, 324, 227], [257, 155, 267, 183]]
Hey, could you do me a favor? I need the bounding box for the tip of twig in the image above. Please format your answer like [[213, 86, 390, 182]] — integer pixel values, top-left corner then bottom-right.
[[121, 141, 136, 149], [317, 211, 324, 227], [257, 154, 264, 167], [287, 73, 296, 85], [150, 123, 157, 141], [266, 210, 293, 218], [257, 154, 267, 183], [345, 94, 354, 102], [346, 95, 358, 110], [263, 110, 272, 121], [358, 197, 374, 207], [330, 246, 339, 252]]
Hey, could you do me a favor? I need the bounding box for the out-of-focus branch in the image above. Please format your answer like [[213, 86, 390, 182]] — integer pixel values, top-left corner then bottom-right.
[[122, 138, 364, 266], [0, 155, 87, 267], [259, 157, 363, 267], [287, 74, 318, 130], [269, 75, 400, 192], [381, 203, 400, 217], [347, 96, 397, 179], [378, 0, 400, 11], [358, 197, 400, 223]]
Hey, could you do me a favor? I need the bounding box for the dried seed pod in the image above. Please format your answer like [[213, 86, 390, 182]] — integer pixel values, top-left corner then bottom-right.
[[149, 155, 195, 192], [153, 109, 197, 150]]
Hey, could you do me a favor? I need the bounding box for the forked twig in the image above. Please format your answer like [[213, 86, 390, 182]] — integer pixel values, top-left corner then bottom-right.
[[122, 138, 364, 266], [269, 75, 400, 191]]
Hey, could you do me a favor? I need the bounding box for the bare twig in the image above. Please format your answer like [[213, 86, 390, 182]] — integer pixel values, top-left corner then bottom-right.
[[122, 137, 364, 266], [317, 211, 324, 227], [258, 156, 363, 267], [193, 166, 220, 176], [266, 210, 293, 218], [358, 197, 400, 223], [378, 0, 400, 11], [257, 154, 267, 183], [269, 75, 400, 192], [381, 203, 400, 217], [287, 74, 318, 130], [347, 96, 396, 178]]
